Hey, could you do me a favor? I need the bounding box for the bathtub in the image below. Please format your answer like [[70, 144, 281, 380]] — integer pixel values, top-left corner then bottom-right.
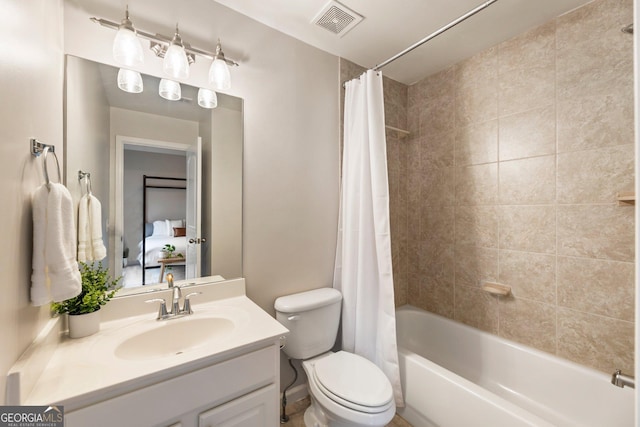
[[395, 305, 634, 427]]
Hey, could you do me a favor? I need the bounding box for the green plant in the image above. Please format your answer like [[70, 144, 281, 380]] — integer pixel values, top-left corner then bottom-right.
[[51, 262, 121, 315], [162, 244, 183, 258]]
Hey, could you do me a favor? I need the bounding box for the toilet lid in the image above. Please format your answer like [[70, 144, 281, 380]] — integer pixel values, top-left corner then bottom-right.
[[313, 351, 393, 409]]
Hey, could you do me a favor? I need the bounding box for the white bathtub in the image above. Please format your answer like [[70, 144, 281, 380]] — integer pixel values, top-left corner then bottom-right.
[[395, 305, 634, 427]]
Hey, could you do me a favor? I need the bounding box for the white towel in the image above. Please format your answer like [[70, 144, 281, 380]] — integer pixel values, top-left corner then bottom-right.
[[77, 193, 107, 262], [31, 183, 82, 306]]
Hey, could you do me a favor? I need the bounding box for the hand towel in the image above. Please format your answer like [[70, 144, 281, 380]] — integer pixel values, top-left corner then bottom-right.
[[31, 183, 82, 305], [77, 193, 106, 262]]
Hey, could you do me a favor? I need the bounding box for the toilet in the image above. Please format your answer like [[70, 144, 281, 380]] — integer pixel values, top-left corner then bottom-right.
[[275, 288, 396, 427]]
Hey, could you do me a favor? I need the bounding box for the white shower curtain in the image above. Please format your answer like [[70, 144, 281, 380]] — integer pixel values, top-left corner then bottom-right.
[[333, 70, 404, 407]]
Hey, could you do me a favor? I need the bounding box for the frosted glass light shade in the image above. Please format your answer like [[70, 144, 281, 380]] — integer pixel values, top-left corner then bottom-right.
[[163, 44, 189, 79], [197, 88, 218, 109], [159, 79, 181, 101], [117, 69, 143, 93], [208, 58, 230, 90], [113, 27, 144, 67]]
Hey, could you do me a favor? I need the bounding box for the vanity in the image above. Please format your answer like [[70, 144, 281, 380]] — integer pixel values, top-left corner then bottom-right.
[[6, 278, 288, 427]]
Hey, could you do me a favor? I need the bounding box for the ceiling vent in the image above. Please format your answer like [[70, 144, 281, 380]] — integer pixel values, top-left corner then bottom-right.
[[312, 1, 364, 38]]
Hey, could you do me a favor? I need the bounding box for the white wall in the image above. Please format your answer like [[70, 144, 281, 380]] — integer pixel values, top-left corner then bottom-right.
[[64, 0, 341, 314], [0, 0, 64, 404]]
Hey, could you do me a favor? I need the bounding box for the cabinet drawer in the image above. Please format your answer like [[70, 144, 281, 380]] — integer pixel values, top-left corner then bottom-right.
[[65, 346, 277, 427], [198, 384, 278, 427]]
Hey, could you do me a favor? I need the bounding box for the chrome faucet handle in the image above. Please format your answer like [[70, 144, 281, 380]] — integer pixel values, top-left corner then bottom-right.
[[145, 298, 168, 319], [182, 292, 202, 314], [171, 286, 182, 315]]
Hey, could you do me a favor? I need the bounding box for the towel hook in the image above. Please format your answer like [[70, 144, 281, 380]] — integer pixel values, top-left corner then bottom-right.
[[42, 146, 61, 189], [78, 170, 92, 195]]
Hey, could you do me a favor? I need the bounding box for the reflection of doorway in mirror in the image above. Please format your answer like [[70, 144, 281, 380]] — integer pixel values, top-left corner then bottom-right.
[[114, 136, 202, 289]]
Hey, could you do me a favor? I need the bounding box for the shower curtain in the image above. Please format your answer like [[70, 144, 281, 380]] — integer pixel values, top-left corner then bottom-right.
[[333, 70, 404, 407]]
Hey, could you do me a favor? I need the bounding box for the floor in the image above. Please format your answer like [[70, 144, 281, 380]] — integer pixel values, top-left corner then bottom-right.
[[122, 264, 185, 288], [281, 396, 412, 427]]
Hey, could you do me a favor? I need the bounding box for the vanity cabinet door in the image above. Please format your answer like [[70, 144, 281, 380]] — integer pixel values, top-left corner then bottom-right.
[[198, 384, 278, 427]]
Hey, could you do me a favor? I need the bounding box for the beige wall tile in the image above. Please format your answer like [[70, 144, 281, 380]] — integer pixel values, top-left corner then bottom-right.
[[455, 82, 498, 127], [498, 22, 556, 116], [500, 205, 556, 254], [420, 205, 454, 244], [454, 245, 499, 288], [557, 307, 634, 373], [557, 144, 634, 204], [499, 106, 556, 161], [556, 0, 632, 98], [454, 285, 499, 333], [420, 95, 455, 135], [455, 205, 499, 248], [422, 166, 455, 206], [499, 156, 556, 204], [421, 131, 455, 169], [557, 88, 634, 152], [499, 298, 556, 353], [419, 242, 455, 318], [455, 48, 498, 126], [558, 256, 634, 322], [498, 68, 556, 119], [557, 204, 634, 262], [499, 250, 556, 304], [455, 120, 498, 166], [419, 272, 455, 319], [455, 163, 498, 205]]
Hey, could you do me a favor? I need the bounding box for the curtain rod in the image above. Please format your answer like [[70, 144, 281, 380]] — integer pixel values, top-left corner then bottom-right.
[[372, 0, 499, 71]]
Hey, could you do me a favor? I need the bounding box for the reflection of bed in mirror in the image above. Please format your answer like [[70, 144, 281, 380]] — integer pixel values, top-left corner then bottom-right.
[[141, 176, 187, 286], [138, 222, 188, 266]]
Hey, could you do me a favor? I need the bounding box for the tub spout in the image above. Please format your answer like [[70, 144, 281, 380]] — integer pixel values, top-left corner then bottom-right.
[[611, 369, 635, 389]]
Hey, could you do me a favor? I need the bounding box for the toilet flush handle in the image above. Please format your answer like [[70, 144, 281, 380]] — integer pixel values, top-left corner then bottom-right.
[[287, 315, 300, 321]]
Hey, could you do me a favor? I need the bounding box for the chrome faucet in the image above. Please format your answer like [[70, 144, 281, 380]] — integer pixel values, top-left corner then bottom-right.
[[145, 288, 202, 320], [611, 369, 635, 389]]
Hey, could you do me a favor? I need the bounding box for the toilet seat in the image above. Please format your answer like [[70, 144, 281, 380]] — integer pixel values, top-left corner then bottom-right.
[[312, 351, 394, 414]]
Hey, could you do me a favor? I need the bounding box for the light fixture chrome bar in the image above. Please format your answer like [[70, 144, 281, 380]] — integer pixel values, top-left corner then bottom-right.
[[90, 17, 239, 66], [372, 0, 499, 71]]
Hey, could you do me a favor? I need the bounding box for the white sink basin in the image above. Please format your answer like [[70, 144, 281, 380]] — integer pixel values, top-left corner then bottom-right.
[[114, 317, 235, 361]]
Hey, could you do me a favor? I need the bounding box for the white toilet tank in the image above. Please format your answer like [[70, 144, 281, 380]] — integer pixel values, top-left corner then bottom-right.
[[275, 288, 342, 360]]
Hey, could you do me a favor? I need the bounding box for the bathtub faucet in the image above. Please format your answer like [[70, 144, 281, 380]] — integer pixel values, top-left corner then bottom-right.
[[611, 369, 635, 389]]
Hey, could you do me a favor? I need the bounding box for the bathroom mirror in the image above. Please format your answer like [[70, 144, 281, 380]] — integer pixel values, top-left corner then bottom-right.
[[64, 55, 243, 296]]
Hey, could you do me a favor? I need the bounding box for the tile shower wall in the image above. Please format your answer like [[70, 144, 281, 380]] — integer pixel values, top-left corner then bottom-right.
[[406, 0, 634, 373], [339, 59, 409, 307]]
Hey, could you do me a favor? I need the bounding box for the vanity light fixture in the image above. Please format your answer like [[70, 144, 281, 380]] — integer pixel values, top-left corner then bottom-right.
[[163, 24, 190, 79], [197, 88, 218, 109], [91, 9, 239, 90], [117, 69, 143, 93], [159, 79, 181, 101], [112, 6, 144, 67], [208, 40, 231, 90]]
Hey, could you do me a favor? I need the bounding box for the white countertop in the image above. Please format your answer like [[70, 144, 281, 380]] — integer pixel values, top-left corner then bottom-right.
[[21, 292, 288, 412]]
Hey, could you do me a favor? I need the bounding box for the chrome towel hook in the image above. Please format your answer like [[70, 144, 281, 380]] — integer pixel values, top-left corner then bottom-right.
[[78, 170, 92, 195]]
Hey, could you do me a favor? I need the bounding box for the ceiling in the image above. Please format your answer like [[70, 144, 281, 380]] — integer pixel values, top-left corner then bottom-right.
[[213, 0, 595, 85]]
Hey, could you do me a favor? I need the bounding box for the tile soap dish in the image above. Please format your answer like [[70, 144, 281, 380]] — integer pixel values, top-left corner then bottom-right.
[[482, 282, 511, 297]]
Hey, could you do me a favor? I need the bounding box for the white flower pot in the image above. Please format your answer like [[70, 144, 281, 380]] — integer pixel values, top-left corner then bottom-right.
[[68, 310, 101, 338]]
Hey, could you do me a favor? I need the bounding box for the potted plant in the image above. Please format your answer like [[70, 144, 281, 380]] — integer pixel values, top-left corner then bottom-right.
[[51, 262, 121, 338], [160, 244, 183, 259]]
